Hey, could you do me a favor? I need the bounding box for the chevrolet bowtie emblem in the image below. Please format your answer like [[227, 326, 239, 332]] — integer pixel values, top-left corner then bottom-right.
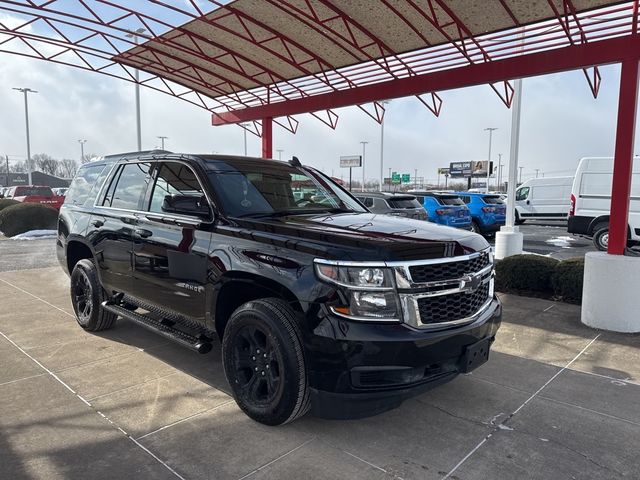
[[460, 274, 481, 293]]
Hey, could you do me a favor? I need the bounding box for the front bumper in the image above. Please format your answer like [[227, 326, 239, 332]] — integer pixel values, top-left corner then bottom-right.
[[306, 297, 502, 419]]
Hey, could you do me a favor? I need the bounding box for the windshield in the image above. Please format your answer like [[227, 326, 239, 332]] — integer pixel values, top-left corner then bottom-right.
[[207, 161, 366, 218], [437, 195, 465, 206], [388, 197, 422, 209]]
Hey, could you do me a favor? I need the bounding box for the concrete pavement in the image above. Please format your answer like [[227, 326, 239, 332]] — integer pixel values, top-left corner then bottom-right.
[[0, 267, 638, 479]]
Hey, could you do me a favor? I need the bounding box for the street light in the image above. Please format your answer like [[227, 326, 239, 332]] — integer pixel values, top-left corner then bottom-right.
[[240, 123, 250, 156], [13, 87, 37, 185], [484, 127, 498, 193], [360, 141, 368, 192], [78, 139, 87, 162], [379, 100, 390, 191], [276, 149, 284, 160], [157, 136, 168, 150], [125, 28, 146, 151]]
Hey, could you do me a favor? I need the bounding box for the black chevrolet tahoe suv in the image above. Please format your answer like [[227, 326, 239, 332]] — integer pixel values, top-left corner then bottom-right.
[[57, 151, 501, 426]]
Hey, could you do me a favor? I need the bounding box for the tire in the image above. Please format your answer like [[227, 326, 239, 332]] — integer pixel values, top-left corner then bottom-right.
[[592, 224, 609, 251], [515, 211, 525, 225], [70, 259, 117, 332], [470, 220, 481, 234], [222, 298, 310, 426]]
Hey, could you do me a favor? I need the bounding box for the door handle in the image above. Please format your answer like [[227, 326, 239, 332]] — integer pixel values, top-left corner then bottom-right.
[[135, 228, 153, 238], [526, 200, 530, 205], [91, 219, 104, 228]]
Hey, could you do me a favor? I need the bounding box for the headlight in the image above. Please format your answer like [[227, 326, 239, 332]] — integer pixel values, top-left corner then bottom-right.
[[314, 262, 394, 290], [314, 260, 400, 321]]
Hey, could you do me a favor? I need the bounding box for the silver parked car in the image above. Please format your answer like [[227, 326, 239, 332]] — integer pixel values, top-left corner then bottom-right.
[[355, 192, 428, 220]]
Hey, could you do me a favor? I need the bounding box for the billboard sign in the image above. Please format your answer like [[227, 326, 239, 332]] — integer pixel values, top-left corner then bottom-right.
[[449, 161, 494, 178], [340, 155, 362, 168], [438, 167, 450, 175]]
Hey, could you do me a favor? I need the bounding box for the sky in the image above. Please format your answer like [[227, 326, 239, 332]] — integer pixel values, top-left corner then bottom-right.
[[0, 10, 636, 185]]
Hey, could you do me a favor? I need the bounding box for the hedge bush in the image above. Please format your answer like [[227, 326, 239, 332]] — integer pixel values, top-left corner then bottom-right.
[[551, 257, 584, 304], [495, 254, 559, 295], [0, 203, 58, 237], [0, 198, 19, 211]]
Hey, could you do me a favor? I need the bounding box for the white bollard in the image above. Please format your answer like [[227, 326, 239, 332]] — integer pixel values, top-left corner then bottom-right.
[[582, 251, 640, 333], [494, 226, 524, 260]]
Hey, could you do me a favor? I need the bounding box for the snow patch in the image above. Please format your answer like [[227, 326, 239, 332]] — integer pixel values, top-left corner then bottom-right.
[[545, 236, 577, 248], [10, 229, 57, 239]]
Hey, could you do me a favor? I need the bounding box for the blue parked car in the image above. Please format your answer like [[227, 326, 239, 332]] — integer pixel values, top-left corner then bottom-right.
[[456, 192, 506, 236], [410, 191, 472, 229]]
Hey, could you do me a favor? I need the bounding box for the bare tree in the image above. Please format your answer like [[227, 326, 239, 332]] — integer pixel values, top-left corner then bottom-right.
[[58, 158, 79, 178], [81, 153, 98, 164], [32, 153, 59, 175]]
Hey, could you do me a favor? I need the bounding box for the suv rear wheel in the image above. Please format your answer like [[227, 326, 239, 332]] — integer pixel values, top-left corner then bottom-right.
[[222, 298, 310, 425], [70, 259, 117, 331]]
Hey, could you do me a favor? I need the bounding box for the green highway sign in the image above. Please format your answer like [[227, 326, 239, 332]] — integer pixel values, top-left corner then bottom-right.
[[391, 172, 401, 184], [401, 174, 411, 183]]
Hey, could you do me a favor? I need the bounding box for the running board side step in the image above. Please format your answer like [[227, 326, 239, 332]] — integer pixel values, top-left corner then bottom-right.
[[101, 302, 213, 354]]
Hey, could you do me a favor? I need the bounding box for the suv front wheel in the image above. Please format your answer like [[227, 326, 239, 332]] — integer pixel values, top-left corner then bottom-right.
[[70, 259, 117, 331], [222, 298, 310, 426]]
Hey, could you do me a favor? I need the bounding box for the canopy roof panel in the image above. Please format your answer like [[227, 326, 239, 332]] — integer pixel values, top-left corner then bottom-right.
[[0, 0, 635, 117], [111, 0, 630, 113]]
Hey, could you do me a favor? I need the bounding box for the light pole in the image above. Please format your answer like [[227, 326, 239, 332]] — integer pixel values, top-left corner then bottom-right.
[[497, 153, 503, 191], [78, 139, 87, 162], [379, 100, 390, 191], [240, 123, 249, 156], [125, 28, 146, 151], [519, 166, 524, 184], [157, 136, 168, 150], [360, 141, 369, 191], [535, 168, 540, 178], [276, 149, 284, 160], [484, 127, 498, 193], [13, 87, 37, 185]]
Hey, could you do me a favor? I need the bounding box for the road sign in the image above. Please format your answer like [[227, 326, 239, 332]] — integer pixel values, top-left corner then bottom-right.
[[340, 155, 362, 168], [391, 172, 401, 184], [401, 173, 411, 183], [438, 167, 450, 175]]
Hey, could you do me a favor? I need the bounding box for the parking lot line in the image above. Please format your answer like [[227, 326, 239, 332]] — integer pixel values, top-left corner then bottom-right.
[[441, 334, 601, 480]]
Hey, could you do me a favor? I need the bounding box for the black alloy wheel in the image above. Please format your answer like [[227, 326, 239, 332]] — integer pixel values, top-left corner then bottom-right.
[[70, 259, 117, 331], [231, 325, 283, 407], [222, 298, 310, 426]]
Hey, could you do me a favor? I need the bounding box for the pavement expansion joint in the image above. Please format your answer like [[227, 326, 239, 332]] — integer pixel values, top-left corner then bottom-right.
[[0, 328, 187, 480], [440, 334, 601, 480]]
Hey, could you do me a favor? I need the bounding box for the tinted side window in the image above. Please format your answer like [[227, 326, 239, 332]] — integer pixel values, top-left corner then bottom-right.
[[148, 162, 207, 215], [65, 163, 107, 206], [363, 197, 374, 207], [104, 162, 151, 210]]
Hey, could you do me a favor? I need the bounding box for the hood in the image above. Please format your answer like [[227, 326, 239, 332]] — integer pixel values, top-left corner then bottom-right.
[[232, 212, 488, 261]]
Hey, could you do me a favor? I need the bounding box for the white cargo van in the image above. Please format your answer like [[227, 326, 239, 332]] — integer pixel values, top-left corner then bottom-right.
[[514, 177, 574, 223], [568, 157, 640, 250]]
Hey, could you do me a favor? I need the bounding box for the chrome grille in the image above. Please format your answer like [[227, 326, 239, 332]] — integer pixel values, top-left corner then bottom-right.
[[408, 252, 490, 283], [417, 282, 490, 325]]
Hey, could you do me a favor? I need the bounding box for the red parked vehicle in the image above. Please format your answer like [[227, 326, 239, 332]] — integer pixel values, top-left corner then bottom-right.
[[4, 185, 65, 210]]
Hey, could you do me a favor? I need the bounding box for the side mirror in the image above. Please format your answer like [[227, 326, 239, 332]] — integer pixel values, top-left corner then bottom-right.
[[162, 195, 211, 218]]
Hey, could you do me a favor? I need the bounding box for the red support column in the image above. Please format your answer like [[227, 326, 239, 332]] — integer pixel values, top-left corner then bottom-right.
[[609, 58, 639, 255], [261, 117, 273, 159]]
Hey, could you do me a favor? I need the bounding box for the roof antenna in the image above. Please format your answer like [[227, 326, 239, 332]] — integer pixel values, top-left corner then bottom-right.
[[289, 156, 301, 167]]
